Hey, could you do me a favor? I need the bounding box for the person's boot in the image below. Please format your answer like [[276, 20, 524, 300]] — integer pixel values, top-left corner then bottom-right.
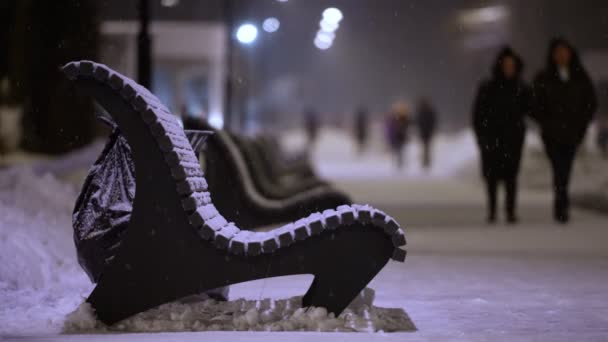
[[555, 209, 569, 224], [486, 179, 497, 224], [486, 211, 496, 224], [554, 201, 569, 224]]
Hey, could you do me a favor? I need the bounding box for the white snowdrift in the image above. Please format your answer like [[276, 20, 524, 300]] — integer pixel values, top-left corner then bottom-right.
[[0, 167, 86, 290], [0, 168, 92, 335]]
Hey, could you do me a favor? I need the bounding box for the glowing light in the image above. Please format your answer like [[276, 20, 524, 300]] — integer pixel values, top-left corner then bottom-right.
[[322, 7, 343, 24], [262, 17, 280, 33], [161, 0, 179, 7], [314, 37, 332, 50], [315, 7, 342, 50], [236, 24, 258, 44], [276, 0, 288, 2], [208, 112, 224, 129], [460, 5, 509, 26], [315, 30, 335, 44], [319, 19, 339, 32]]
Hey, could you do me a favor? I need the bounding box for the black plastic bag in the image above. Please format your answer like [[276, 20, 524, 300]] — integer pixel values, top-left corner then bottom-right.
[[73, 117, 210, 283], [73, 126, 135, 283]]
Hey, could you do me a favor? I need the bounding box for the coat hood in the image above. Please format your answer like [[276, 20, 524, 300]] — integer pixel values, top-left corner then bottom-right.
[[492, 46, 524, 81], [545, 37, 589, 80]]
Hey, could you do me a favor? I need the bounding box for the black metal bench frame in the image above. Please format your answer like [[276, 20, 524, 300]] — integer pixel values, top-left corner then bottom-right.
[[63, 60, 406, 326]]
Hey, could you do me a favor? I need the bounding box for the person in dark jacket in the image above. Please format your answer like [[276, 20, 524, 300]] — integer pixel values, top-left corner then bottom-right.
[[386, 101, 411, 169], [532, 38, 597, 223], [304, 107, 320, 150], [473, 47, 532, 224], [416, 98, 438, 169], [353, 105, 369, 154]]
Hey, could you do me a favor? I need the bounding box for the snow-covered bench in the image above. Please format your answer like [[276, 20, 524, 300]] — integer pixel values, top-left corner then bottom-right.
[[253, 134, 316, 179], [231, 133, 329, 197], [63, 60, 407, 325], [193, 121, 351, 228]]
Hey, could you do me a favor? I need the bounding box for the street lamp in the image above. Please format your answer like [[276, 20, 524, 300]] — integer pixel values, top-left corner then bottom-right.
[[236, 23, 258, 44], [322, 8, 343, 24], [315, 7, 343, 50]]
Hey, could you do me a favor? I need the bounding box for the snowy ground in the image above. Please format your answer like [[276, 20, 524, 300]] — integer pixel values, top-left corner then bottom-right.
[[2, 129, 608, 341]]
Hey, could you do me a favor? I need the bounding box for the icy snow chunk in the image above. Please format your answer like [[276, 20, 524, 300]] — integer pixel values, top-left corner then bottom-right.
[[347, 287, 375, 310], [63, 303, 99, 331], [63, 288, 415, 333]]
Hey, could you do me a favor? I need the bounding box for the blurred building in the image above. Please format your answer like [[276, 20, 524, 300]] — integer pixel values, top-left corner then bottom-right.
[[99, 0, 227, 127]]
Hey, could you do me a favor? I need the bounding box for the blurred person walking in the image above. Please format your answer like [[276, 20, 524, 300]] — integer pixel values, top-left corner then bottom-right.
[[532, 38, 597, 223], [386, 101, 411, 169], [597, 117, 608, 159], [416, 98, 438, 169], [353, 105, 369, 154], [473, 47, 531, 224], [304, 107, 320, 151]]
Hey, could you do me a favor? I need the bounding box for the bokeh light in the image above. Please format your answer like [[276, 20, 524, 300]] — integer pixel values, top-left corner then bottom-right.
[[208, 112, 224, 129], [315, 8, 342, 50], [160, 0, 179, 7], [322, 7, 343, 24], [263, 17, 280, 33], [319, 19, 339, 33], [316, 31, 335, 44], [314, 37, 332, 50], [236, 23, 258, 44]]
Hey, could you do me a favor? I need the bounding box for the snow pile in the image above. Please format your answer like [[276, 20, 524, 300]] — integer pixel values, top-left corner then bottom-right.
[[0, 167, 92, 335], [64, 288, 415, 333], [0, 167, 84, 289]]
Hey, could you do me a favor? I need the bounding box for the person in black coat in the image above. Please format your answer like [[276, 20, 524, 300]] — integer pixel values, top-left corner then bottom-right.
[[473, 47, 532, 224], [532, 38, 597, 223], [386, 101, 411, 169], [304, 107, 320, 150], [353, 105, 369, 154], [416, 98, 438, 169]]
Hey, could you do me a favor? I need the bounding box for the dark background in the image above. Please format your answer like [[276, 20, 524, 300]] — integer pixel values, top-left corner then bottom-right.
[[1, 0, 608, 152]]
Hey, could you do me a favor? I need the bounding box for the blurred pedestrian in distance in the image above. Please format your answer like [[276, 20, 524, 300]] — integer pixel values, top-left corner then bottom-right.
[[304, 107, 320, 151], [353, 105, 369, 154], [473, 47, 531, 224], [416, 98, 438, 170], [386, 101, 411, 169], [532, 38, 597, 224], [597, 117, 608, 159]]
